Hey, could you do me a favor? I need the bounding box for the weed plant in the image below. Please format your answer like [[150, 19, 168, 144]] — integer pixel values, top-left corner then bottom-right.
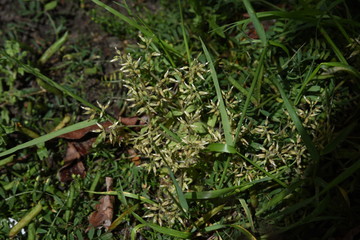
[[1, 0, 360, 239]]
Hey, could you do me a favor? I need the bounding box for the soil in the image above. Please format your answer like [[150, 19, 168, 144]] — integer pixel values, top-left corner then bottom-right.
[[0, 0, 144, 116]]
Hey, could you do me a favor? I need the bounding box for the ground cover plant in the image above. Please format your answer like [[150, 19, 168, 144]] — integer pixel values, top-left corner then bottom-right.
[[1, 0, 360, 239]]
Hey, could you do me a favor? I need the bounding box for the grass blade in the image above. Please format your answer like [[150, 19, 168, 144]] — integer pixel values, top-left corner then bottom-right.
[[86, 190, 157, 206], [229, 224, 257, 240], [108, 204, 138, 231], [206, 143, 237, 154], [0, 120, 98, 158], [184, 177, 272, 200], [237, 152, 287, 187], [131, 224, 147, 240], [242, 0, 267, 46], [234, 47, 267, 142], [38, 31, 68, 65], [191, 204, 224, 231], [204, 224, 257, 240], [319, 158, 360, 196], [178, 0, 191, 64], [320, 27, 348, 64], [9, 202, 42, 238], [159, 123, 183, 143], [1, 50, 110, 119], [321, 121, 357, 155], [239, 199, 255, 232], [167, 168, 189, 215], [92, 0, 180, 65], [295, 62, 360, 104], [200, 39, 233, 146], [228, 76, 258, 105], [132, 212, 192, 238], [273, 76, 320, 162]]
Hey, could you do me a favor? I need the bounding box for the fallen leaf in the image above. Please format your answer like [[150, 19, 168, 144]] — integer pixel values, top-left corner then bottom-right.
[[58, 138, 96, 182], [58, 116, 147, 140], [87, 177, 115, 231], [58, 121, 112, 140], [57, 116, 148, 182], [63, 138, 97, 163], [127, 148, 141, 166], [58, 160, 86, 182]]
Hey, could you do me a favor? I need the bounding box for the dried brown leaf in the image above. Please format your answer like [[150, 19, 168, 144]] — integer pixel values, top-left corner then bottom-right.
[[88, 177, 115, 231], [58, 160, 86, 182]]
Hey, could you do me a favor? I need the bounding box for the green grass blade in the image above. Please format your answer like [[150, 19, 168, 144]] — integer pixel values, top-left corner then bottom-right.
[[0, 119, 98, 158], [178, 0, 191, 64], [108, 204, 138, 231], [237, 152, 287, 187], [131, 224, 147, 240], [9, 202, 42, 238], [1, 50, 110, 119], [206, 143, 237, 154], [92, 0, 180, 64], [205, 224, 256, 240], [227, 76, 258, 105], [229, 224, 257, 240], [167, 168, 189, 215], [201, 39, 233, 146], [234, 47, 268, 142], [294, 62, 360, 105], [184, 177, 272, 200], [185, 186, 239, 200], [132, 212, 192, 238], [201, 39, 234, 188], [239, 199, 255, 232], [86, 190, 157, 206], [319, 158, 360, 196], [159, 123, 183, 143], [255, 188, 290, 216], [206, 224, 256, 240], [321, 121, 357, 155], [38, 31, 68, 65], [92, 0, 151, 38], [273, 76, 320, 162], [320, 27, 348, 64], [242, 0, 267, 46], [269, 40, 289, 56], [192, 204, 224, 231], [152, 144, 189, 215]]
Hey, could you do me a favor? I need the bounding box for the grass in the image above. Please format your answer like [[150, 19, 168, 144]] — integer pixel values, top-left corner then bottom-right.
[[1, 0, 360, 239]]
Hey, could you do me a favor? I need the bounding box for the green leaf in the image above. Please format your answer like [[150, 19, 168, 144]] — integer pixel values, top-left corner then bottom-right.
[[184, 177, 272, 200], [44, 0, 58, 11], [168, 168, 189, 214], [272, 76, 320, 162], [39, 32, 68, 65], [131, 224, 147, 240], [242, 0, 267, 46], [0, 120, 98, 158], [192, 204, 224, 231], [108, 205, 138, 231], [204, 224, 257, 240], [206, 143, 237, 153], [201, 39, 233, 146], [132, 213, 192, 238], [86, 191, 157, 206], [1, 50, 110, 119], [9, 202, 42, 238], [159, 123, 183, 143], [239, 199, 255, 232], [295, 62, 360, 105], [91, 0, 180, 66], [321, 121, 357, 155]]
